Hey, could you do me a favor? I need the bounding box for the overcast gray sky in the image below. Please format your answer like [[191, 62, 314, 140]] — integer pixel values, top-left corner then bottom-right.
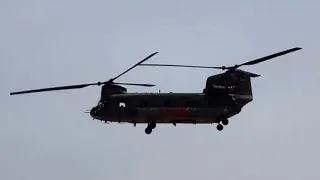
[[1, 0, 320, 179]]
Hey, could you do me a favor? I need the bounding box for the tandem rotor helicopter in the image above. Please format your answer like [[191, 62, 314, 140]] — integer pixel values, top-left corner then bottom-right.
[[10, 47, 302, 134]]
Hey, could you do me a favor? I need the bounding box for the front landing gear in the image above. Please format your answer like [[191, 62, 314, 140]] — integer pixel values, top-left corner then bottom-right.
[[145, 122, 156, 134], [216, 118, 229, 131], [145, 127, 152, 134]]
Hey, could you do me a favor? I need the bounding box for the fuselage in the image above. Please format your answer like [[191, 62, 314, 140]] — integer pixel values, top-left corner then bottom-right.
[[90, 92, 252, 124]]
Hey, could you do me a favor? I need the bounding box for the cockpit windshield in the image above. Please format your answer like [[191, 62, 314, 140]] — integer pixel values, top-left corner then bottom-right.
[[97, 99, 107, 108]]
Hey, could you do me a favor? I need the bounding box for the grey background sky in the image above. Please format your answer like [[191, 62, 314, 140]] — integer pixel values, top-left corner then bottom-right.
[[1, 0, 319, 179]]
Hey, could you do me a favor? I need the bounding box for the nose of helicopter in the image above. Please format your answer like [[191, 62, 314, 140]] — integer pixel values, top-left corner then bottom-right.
[[90, 106, 99, 118]]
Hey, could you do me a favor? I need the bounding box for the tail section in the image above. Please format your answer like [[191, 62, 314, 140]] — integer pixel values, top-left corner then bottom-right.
[[204, 69, 255, 96]]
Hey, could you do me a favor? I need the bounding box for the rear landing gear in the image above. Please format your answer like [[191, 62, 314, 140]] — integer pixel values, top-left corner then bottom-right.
[[145, 127, 152, 134], [216, 118, 229, 131], [221, 118, 229, 125], [217, 124, 223, 131], [145, 122, 156, 134]]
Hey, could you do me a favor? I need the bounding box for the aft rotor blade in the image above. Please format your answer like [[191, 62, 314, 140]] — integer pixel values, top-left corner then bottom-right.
[[238, 47, 302, 67], [110, 52, 159, 81], [139, 63, 223, 69], [113, 82, 155, 87], [10, 83, 98, 95]]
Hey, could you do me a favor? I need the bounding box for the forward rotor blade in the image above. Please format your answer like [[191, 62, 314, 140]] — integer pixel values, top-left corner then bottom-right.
[[238, 47, 302, 67], [139, 63, 223, 69], [113, 82, 155, 87], [110, 52, 159, 81], [10, 52, 159, 96], [10, 83, 98, 95], [10, 81, 155, 95]]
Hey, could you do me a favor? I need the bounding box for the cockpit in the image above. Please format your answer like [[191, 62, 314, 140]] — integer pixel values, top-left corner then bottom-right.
[[90, 98, 108, 117]]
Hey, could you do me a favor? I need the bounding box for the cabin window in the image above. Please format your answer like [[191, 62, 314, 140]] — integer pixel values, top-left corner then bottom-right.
[[119, 102, 126, 107]]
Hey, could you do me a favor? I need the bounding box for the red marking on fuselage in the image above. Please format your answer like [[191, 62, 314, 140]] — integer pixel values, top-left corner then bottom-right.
[[230, 74, 238, 81]]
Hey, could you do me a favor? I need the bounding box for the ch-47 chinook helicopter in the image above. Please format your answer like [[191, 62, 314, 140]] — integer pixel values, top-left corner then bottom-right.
[[10, 47, 302, 134]]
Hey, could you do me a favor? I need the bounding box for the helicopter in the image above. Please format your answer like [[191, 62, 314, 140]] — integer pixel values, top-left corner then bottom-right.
[[10, 47, 302, 134]]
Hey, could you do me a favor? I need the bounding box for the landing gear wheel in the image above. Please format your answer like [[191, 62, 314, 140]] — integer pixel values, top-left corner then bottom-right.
[[145, 127, 152, 134], [221, 119, 229, 125], [217, 124, 223, 131], [149, 122, 156, 129]]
